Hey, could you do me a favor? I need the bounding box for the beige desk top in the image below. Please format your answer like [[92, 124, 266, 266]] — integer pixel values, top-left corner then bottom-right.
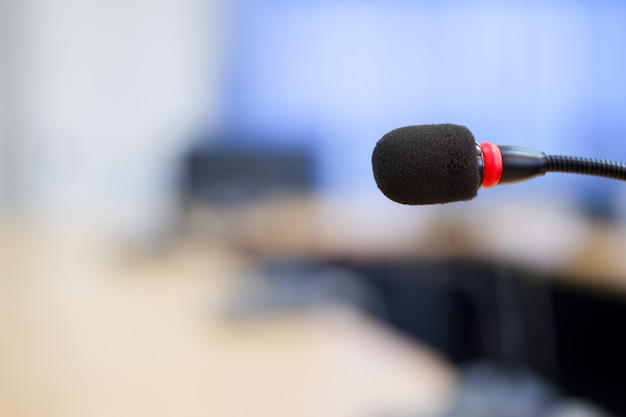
[[0, 220, 456, 417]]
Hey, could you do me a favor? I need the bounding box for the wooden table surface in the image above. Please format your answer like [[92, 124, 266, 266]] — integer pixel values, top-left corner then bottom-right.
[[0, 219, 456, 417]]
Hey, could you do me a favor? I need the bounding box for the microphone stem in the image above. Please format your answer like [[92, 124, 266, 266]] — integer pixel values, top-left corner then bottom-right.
[[546, 155, 626, 182]]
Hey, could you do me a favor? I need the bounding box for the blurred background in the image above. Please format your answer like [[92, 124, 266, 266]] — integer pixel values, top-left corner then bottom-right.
[[2, 0, 626, 416]]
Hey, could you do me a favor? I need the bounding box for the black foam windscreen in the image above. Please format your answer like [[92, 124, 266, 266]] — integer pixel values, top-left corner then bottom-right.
[[372, 124, 482, 205]]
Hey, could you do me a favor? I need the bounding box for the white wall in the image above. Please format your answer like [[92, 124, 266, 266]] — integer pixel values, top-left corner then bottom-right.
[[1, 0, 223, 239]]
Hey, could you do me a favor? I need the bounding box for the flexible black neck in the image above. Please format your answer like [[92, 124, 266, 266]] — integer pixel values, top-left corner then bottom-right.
[[497, 146, 626, 184], [546, 155, 626, 181]]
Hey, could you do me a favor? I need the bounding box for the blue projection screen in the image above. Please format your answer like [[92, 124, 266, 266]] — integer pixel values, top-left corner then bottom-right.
[[219, 0, 626, 213]]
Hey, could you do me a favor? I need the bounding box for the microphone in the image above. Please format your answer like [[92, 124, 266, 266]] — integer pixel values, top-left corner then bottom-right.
[[372, 124, 626, 205]]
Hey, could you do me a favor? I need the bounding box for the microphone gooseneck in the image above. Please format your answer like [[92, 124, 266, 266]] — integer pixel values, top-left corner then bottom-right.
[[545, 155, 626, 181]]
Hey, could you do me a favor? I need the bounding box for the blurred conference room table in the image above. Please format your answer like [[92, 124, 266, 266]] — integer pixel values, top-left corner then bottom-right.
[[2, 192, 625, 417], [0, 217, 455, 417]]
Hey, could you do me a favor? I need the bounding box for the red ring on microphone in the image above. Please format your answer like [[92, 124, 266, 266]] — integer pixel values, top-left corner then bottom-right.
[[481, 142, 503, 188]]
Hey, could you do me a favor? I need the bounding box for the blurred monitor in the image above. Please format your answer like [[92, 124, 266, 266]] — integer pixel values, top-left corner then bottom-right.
[[185, 138, 314, 206]]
